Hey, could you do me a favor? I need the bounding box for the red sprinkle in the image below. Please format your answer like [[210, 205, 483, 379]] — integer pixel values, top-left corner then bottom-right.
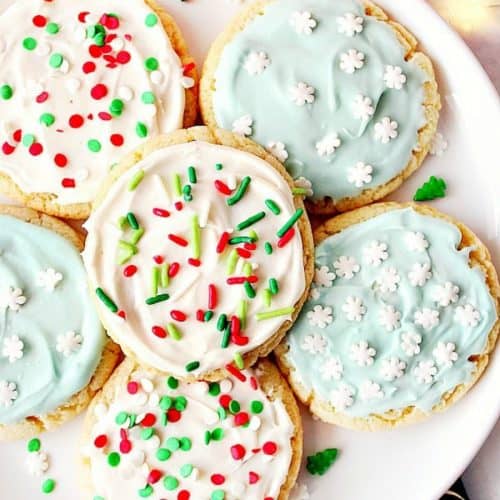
[[153, 208, 170, 218], [61, 178, 75, 188], [231, 335, 249, 346], [98, 112, 112, 121], [178, 491, 190, 500], [78, 11, 90, 23], [13, 129, 22, 143], [249, 471, 260, 484], [153, 255, 164, 264], [117, 310, 126, 320], [168, 262, 180, 277], [88, 44, 103, 58], [94, 435, 108, 448], [141, 413, 156, 427], [120, 440, 132, 454], [82, 61, 96, 74], [216, 231, 230, 254], [36, 92, 49, 104], [226, 276, 258, 285], [33, 15, 47, 27], [250, 376, 258, 390], [214, 180, 232, 195], [174, 201, 183, 211], [167, 409, 181, 423], [230, 316, 241, 336], [236, 248, 252, 259], [69, 114, 84, 128], [120, 429, 128, 441], [225, 363, 247, 382], [127, 381, 139, 394], [123, 265, 138, 277], [277, 228, 295, 248], [263, 441, 277, 455], [90, 83, 108, 100], [188, 258, 201, 267], [208, 284, 217, 310], [168, 234, 188, 247], [54, 154, 68, 168], [29, 143, 43, 156], [244, 242, 257, 251], [148, 470, 162, 485], [152, 326, 167, 339], [182, 62, 196, 75], [117, 51, 131, 64], [170, 310, 187, 322], [234, 412, 250, 426], [231, 444, 246, 460], [110, 134, 124, 147], [196, 309, 204, 322], [211, 474, 225, 485], [2, 142, 15, 155], [219, 394, 231, 408]]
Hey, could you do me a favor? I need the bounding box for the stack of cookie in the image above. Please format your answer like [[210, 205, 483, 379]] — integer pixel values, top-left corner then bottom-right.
[[0, 0, 498, 498]]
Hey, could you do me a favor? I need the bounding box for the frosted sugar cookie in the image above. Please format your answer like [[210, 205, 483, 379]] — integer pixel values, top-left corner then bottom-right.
[[83, 127, 314, 380], [81, 358, 302, 500], [0, 205, 121, 440], [0, 0, 197, 219], [201, 0, 440, 214], [276, 203, 500, 430]]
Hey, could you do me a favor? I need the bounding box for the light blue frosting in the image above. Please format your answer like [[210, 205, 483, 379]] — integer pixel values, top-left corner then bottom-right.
[[285, 208, 498, 416], [0, 215, 105, 424], [213, 0, 427, 201]]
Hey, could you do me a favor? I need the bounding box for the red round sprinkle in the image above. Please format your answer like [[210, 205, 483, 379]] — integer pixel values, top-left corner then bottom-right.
[[94, 435, 108, 448], [231, 444, 246, 460], [167, 409, 181, 422], [29, 143, 43, 156], [123, 265, 137, 277], [82, 61, 96, 74], [153, 255, 164, 264], [98, 112, 112, 121], [263, 441, 277, 455], [2, 142, 15, 155], [36, 92, 49, 104], [170, 310, 187, 322], [211, 474, 225, 485], [248, 471, 260, 484], [168, 262, 180, 277], [148, 469, 162, 485], [124, 34, 132, 41], [117, 51, 131, 64], [120, 439, 132, 454], [178, 491, 190, 500], [33, 15, 47, 27], [106, 34, 117, 44], [152, 326, 167, 339], [141, 413, 156, 427], [102, 14, 119, 30], [78, 11, 90, 23], [234, 412, 250, 426], [110, 134, 124, 147], [62, 178, 75, 188], [264, 497, 274, 500], [117, 310, 126, 319], [89, 44, 103, 58], [127, 381, 139, 394], [153, 208, 170, 218], [69, 114, 84, 128], [174, 201, 183, 211], [91, 84, 108, 100], [13, 129, 22, 143], [54, 154, 68, 168], [219, 395, 231, 408]]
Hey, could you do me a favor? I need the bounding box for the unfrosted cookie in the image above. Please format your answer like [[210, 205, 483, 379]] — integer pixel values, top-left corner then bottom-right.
[[276, 203, 500, 430], [80, 358, 302, 500], [0, 0, 197, 219], [201, 0, 440, 214], [83, 126, 314, 380], [0, 205, 121, 440]]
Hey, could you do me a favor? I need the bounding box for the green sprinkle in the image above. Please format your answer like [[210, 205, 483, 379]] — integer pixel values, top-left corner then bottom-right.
[[185, 360, 200, 372], [216, 314, 227, 331], [161, 412, 168, 426], [46, 22, 59, 34], [141, 427, 154, 440], [138, 484, 153, 498], [22, 134, 35, 147], [94, 33, 105, 47], [211, 489, 225, 500], [221, 324, 231, 349], [151, 267, 160, 296], [228, 236, 255, 245], [244, 281, 256, 299], [42, 479, 56, 494], [187, 166, 197, 184], [126, 212, 139, 230], [145, 13, 158, 26], [109, 98, 124, 117], [96, 288, 118, 313], [130, 228, 145, 245], [229, 400, 240, 414], [264, 242, 273, 255], [413, 175, 447, 201], [251, 400, 264, 414], [160, 263, 169, 288], [27, 438, 41, 452], [156, 448, 171, 461], [277, 208, 304, 237], [292, 187, 308, 195], [128, 169, 145, 191], [215, 163, 223, 171], [163, 476, 179, 491], [180, 463, 193, 477], [172, 173, 182, 197], [0, 84, 13, 100], [118, 215, 128, 229], [40, 113, 55, 127], [204, 310, 214, 322], [249, 229, 259, 241], [226, 249, 238, 275], [87, 139, 102, 153], [136, 122, 148, 138], [217, 407, 227, 421], [23, 37, 37, 51], [166, 437, 180, 452], [191, 215, 201, 259], [175, 396, 188, 411], [208, 382, 221, 396], [145, 57, 159, 71], [236, 211, 266, 231], [227, 176, 251, 206], [167, 376, 179, 389], [145, 293, 169, 305], [204, 430, 211, 445], [141, 91, 156, 104], [179, 437, 192, 451], [237, 300, 247, 329], [306, 448, 339, 475], [128, 414, 137, 428], [108, 452, 121, 467], [243, 262, 252, 277], [49, 53, 63, 68], [183, 184, 192, 202], [115, 411, 128, 425], [159, 396, 173, 410], [211, 427, 224, 441], [262, 288, 272, 308], [166, 323, 182, 340], [94, 497, 105, 500], [269, 278, 279, 295], [256, 307, 294, 321], [118, 240, 138, 254], [234, 352, 244, 369], [265, 199, 281, 215]]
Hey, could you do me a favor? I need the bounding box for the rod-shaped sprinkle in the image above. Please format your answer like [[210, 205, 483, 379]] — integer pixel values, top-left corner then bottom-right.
[[244, 281, 256, 299], [238, 300, 247, 329], [160, 263, 169, 288], [234, 352, 244, 369], [187, 166, 197, 184], [221, 325, 230, 348], [145, 293, 169, 305], [236, 211, 266, 231], [128, 169, 145, 191], [96, 287, 118, 313], [126, 212, 139, 230], [276, 208, 303, 237], [172, 172, 182, 197], [269, 278, 279, 295], [262, 288, 272, 307], [256, 306, 295, 321], [265, 199, 281, 215], [119, 240, 138, 254], [292, 187, 308, 195], [191, 215, 201, 259], [166, 323, 182, 340], [129, 228, 145, 245], [151, 267, 160, 295], [264, 242, 273, 255], [227, 176, 251, 206], [226, 249, 239, 275], [228, 236, 255, 245], [217, 313, 228, 331]]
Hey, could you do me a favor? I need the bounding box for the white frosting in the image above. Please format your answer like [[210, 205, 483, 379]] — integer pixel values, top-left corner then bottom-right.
[[85, 367, 294, 500], [0, 0, 185, 205], [83, 141, 306, 376]]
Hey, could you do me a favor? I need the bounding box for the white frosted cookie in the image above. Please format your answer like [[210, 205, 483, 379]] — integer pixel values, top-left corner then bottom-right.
[[0, 0, 197, 218], [80, 358, 302, 500], [83, 127, 314, 380]]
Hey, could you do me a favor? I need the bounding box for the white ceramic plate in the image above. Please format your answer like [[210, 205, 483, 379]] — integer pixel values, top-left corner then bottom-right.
[[1, 1, 499, 499]]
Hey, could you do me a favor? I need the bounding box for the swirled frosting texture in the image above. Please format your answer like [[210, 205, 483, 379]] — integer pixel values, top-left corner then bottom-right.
[[285, 208, 497, 417], [0, 0, 185, 205], [0, 215, 105, 424], [212, 0, 427, 201]]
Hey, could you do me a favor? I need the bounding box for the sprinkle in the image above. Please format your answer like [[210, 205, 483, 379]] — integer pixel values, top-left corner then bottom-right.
[[230, 316, 241, 337], [238, 300, 247, 328], [96, 288, 118, 312], [41, 479, 56, 494], [191, 216, 201, 259], [107, 452, 120, 467], [269, 278, 279, 295], [204, 310, 214, 322], [217, 314, 228, 331], [172, 173, 182, 197], [130, 228, 145, 245], [226, 276, 258, 285], [127, 212, 139, 230], [153, 207, 170, 217], [160, 264, 169, 288], [0, 85, 13, 100], [214, 180, 232, 195], [236, 248, 251, 259], [216, 232, 230, 253], [170, 310, 186, 322], [277, 208, 303, 237], [251, 401, 264, 414], [151, 267, 160, 295], [128, 169, 145, 191], [168, 234, 188, 247], [292, 187, 308, 195], [265, 199, 281, 215], [87, 139, 101, 153], [167, 376, 179, 389], [185, 361, 200, 372], [243, 263, 252, 277], [174, 201, 183, 211], [145, 294, 169, 305], [163, 475, 179, 491], [227, 176, 251, 205], [49, 53, 63, 68], [262, 289, 272, 307], [228, 236, 255, 245], [118, 240, 138, 254], [123, 265, 138, 277], [225, 363, 246, 382], [40, 113, 55, 127], [234, 352, 244, 369], [236, 211, 266, 231], [244, 281, 256, 299], [188, 166, 197, 184], [27, 438, 41, 452], [208, 284, 217, 310], [136, 122, 148, 138], [226, 249, 238, 275], [145, 13, 158, 27], [152, 326, 167, 338], [166, 323, 182, 341], [277, 227, 295, 248], [168, 262, 180, 277], [188, 258, 201, 267], [256, 307, 294, 320], [145, 57, 159, 71], [306, 448, 339, 475]]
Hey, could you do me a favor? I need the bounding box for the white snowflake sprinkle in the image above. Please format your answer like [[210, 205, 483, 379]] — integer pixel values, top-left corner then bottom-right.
[[359, 380, 384, 400], [352, 94, 375, 120], [430, 132, 448, 156], [400, 331, 422, 357], [244, 51, 270, 75], [320, 357, 344, 381], [347, 162, 373, 187], [334, 256, 360, 279], [289, 11, 317, 35], [289, 482, 310, 500], [301, 333, 328, 354], [377, 267, 401, 293], [232, 114, 253, 136], [455, 304, 481, 327], [408, 262, 432, 287], [294, 176, 313, 197], [36, 268, 63, 292], [336, 12, 364, 37], [339, 49, 365, 74], [2, 335, 24, 363], [433, 341, 458, 368], [414, 360, 437, 384], [314, 266, 336, 287], [414, 308, 440, 330], [0, 380, 18, 407], [0, 287, 27, 312], [26, 451, 49, 477], [383, 65, 407, 90], [433, 282, 460, 307], [380, 357, 406, 381], [306, 305, 333, 329], [379, 305, 401, 331], [405, 232, 429, 252], [349, 340, 376, 367], [329, 383, 354, 411], [309, 287, 320, 300], [315, 132, 341, 157], [363, 241, 388, 267], [374, 117, 398, 143], [56, 331, 82, 357], [290, 82, 315, 106], [342, 296, 366, 321], [266, 141, 288, 162]]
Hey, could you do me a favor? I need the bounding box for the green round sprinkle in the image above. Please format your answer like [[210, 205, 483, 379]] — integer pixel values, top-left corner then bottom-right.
[[136, 122, 148, 138], [22, 134, 35, 147], [211, 427, 224, 441], [145, 57, 159, 71], [23, 37, 37, 51], [174, 396, 187, 411], [107, 452, 121, 467], [115, 411, 128, 425], [46, 22, 59, 34], [250, 400, 264, 414], [208, 382, 221, 397], [145, 13, 158, 27], [28, 438, 41, 452], [185, 360, 200, 372], [167, 376, 179, 389], [49, 53, 63, 68], [163, 476, 179, 491], [264, 242, 273, 254], [166, 437, 180, 452], [141, 428, 154, 440], [217, 407, 227, 421], [138, 484, 153, 498], [159, 395, 173, 410], [42, 479, 55, 494], [215, 163, 223, 170], [40, 113, 55, 127], [229, 400, 240, 414], [94, 32, 105, 47], [211, 490, 225, 500], [109, 98, 124, 116], [180, 463, 193, 478], [179, 437, 192, 451], [88, 139, 102, 153], [0, 84, 13, 100], [156, 448, 171, 461], [141, 91, 156, 104]]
